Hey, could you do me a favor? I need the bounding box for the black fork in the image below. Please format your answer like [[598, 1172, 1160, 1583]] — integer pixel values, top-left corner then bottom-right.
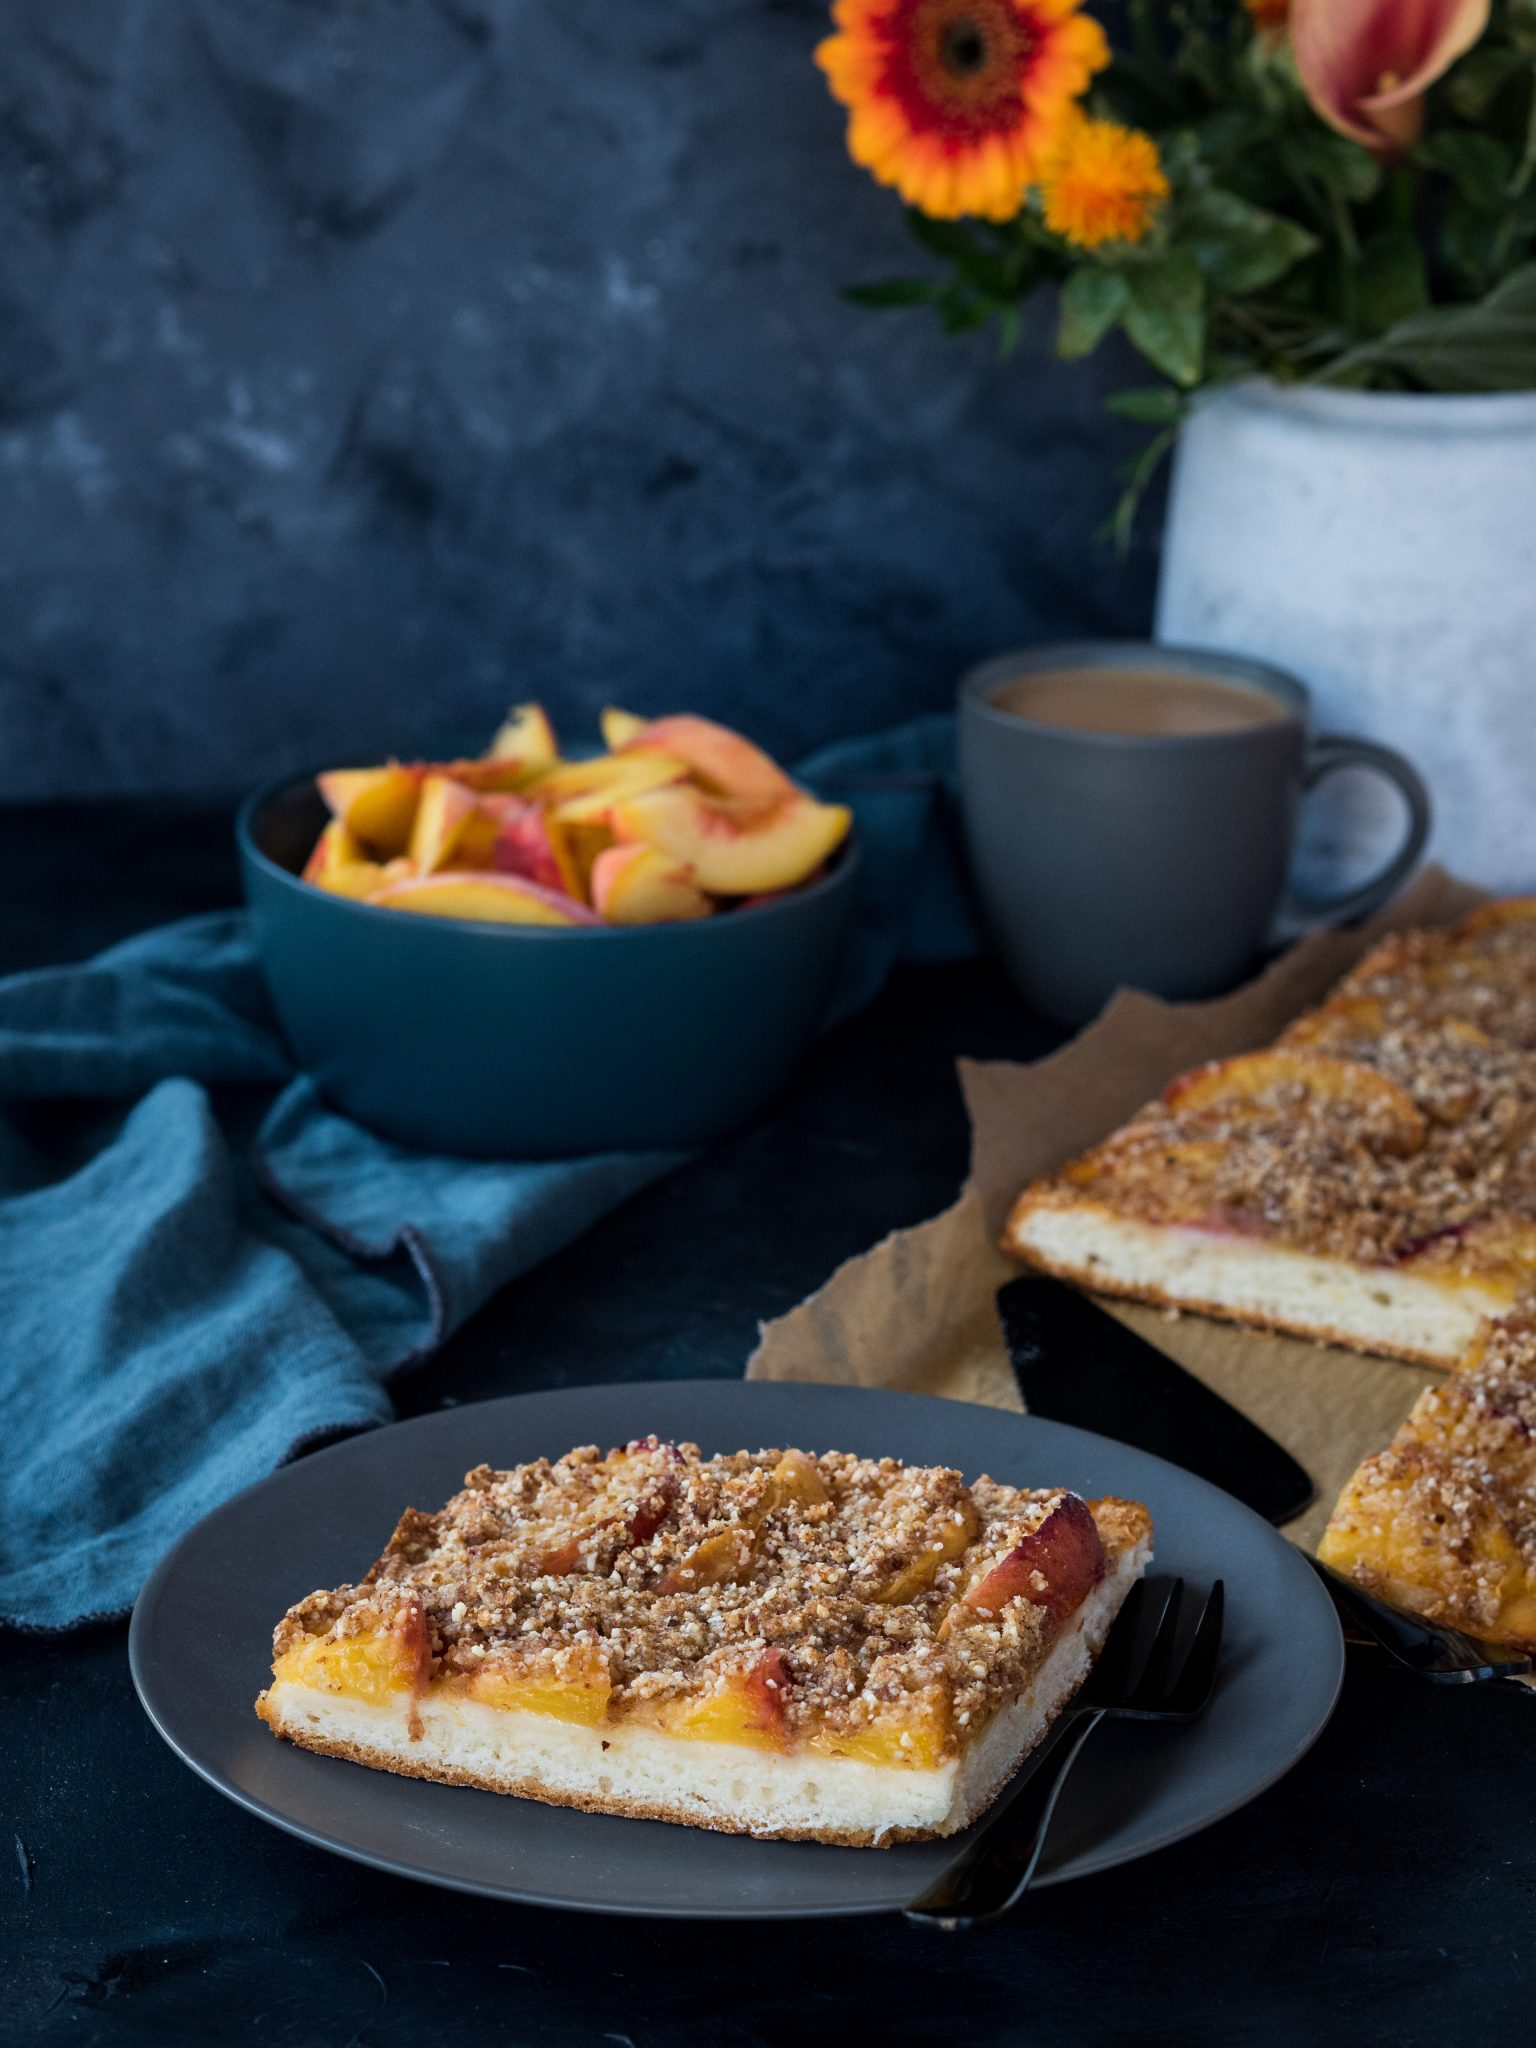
[[905, 1578, 1224, 1930]]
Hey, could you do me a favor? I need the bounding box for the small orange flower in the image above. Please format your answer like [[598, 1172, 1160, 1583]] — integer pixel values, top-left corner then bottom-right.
[[816, 0, 1110, 222], [1039, 117, 1168, 249]]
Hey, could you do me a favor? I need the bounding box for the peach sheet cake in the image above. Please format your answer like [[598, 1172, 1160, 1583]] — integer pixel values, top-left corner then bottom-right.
[[257, 1437, 1151, 1844], [1006, 895, 1536, 1648]]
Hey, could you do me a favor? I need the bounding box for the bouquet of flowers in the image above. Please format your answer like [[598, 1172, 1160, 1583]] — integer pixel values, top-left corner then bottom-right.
[[816, 0, 1536, 522]]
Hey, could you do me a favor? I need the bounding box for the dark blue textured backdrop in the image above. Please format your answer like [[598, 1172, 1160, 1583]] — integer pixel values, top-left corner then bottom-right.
[[0, 0, 1158, 797]]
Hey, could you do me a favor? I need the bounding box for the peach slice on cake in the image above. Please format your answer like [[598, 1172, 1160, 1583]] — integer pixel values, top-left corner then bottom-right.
[[616, 713, 797, 807], [590, 844, 713, 925], [608, 787, 852, 896], [956, 1493, 1106, 1626], [1454, 896, 1536, 942], [368, 873, 598, 925], [263, 1595, 431, 1711], [317, 764, 423, 858], [1164, 1051, 1427, 1154]]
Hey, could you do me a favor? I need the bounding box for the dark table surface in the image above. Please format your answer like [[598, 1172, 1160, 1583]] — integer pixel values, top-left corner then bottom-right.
[[7, 801, 1535, 2048]]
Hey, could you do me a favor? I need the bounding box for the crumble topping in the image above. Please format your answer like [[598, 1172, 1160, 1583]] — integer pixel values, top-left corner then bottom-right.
[[1021, 905, 1536, 1275], [1320, 1311, 1536, 1641], [270, 1441, 1150, 1751]]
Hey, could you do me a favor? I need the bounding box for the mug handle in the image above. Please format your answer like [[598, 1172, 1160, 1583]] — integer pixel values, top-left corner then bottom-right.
[[1279, 733, 1432, 932]]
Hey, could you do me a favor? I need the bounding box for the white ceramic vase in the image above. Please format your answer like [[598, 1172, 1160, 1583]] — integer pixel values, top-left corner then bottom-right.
[[1155, 379, 1536, 891]]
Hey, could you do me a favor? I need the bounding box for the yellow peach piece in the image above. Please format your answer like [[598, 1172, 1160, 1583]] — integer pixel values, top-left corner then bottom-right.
[[619, 714, 796, 806], [525, 751, 690, 810], [872, 1501, 978, 1605], [462, 1646, 611, 1726], [408, 773, 483, 874], [608, 787, 852, 896], [589, 843, 713, 925], [600, 706, 650, 750], [1163, 1051, 1426, 1154], [317, 764, 423, 858], [318, 860, 388, 901], [303, 817, 366, 882], [485, 701, 559, 774], [1455, 896, 1536, 941], [267, 1599, 429, 1709], [368, 873, 596, 925], [806, 1694, 949, 1770]]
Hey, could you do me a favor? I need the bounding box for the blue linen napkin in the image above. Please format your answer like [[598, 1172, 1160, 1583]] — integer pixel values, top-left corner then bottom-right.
[[1, 717, 979, 1631]]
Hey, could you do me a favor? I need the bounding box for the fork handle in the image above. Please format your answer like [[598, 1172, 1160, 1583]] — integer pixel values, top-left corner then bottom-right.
[[904, 1709, 1107, 1930]]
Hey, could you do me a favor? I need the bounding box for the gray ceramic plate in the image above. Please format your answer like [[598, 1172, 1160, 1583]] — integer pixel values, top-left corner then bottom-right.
[[129, 1381, 1343, 1919]]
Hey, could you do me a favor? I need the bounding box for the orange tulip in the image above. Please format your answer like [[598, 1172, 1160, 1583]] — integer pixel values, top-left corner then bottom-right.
[[1291, 0, 1489, 157]]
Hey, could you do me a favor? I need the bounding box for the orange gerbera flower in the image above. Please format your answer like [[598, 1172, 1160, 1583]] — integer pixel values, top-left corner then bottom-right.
[[1039, 117, 1168, 249], [816, 0, 1110, 221]]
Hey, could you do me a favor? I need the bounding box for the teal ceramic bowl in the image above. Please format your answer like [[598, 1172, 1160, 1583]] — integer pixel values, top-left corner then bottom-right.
[[236, 773, 860, 1158]]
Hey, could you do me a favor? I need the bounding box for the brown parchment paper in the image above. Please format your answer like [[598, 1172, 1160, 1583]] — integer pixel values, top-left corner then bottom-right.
[[748, 867, 1491, 1552]]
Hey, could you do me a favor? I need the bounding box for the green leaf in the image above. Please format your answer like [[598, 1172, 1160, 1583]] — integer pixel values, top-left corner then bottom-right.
[[1279, 129, 1382, 205], [1447, 46, 1527, 119], [1415, 131, 1514, 212], [936, 286, 994, 334], [1058, 268, 1130, 359], [1338, 261, 1536, 390], [1107, 384, 1187, 425], [1178, 187, 1318, 296], [1121, 250, 1206, 386], [843, 280, 940, 309], [1353, 229, 1431, 337], [904, 211, 984, 263]]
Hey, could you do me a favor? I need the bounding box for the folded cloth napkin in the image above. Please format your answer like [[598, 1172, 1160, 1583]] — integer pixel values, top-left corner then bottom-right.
[[1, 717, 979, 1630]]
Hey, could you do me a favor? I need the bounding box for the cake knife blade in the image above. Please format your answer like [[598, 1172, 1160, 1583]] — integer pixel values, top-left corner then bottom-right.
[[997, 1274, 1314, 1527]]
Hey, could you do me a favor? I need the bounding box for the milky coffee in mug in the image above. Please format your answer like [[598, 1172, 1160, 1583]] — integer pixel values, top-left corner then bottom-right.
[[958, 643, 1431, 1024]]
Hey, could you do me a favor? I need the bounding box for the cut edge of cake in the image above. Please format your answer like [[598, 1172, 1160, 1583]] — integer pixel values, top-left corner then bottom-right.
[[1007, 1199, 1512, 1370], [256, 1533, 1150, 1846]]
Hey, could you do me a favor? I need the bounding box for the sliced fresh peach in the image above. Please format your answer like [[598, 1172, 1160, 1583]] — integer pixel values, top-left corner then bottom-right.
[[317, 764, 423, 858], [608, 787, 852, 896], [408, 773, 483, 874], [303, 817, 365, 882], [1164, 1051, 1427, 1154], [468, 794, 567, 893], [269, 1596, 430, 1707], [542, 792, 619, 900], [590, 843, 713, 925], [526, 751, 690, 810], [485, 702, 559, 774], [618, 714, 796, 806], [600, 706, 649, 750], [958, 1494, 1105, 1625], [368, 872, 598, 925]]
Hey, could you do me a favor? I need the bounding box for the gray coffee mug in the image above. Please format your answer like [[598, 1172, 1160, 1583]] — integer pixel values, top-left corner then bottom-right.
[[958, 642, 1431, 1024]]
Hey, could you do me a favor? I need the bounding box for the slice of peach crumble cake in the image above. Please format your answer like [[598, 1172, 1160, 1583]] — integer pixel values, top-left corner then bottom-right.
[[256, 1437, 1151, 1844]]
